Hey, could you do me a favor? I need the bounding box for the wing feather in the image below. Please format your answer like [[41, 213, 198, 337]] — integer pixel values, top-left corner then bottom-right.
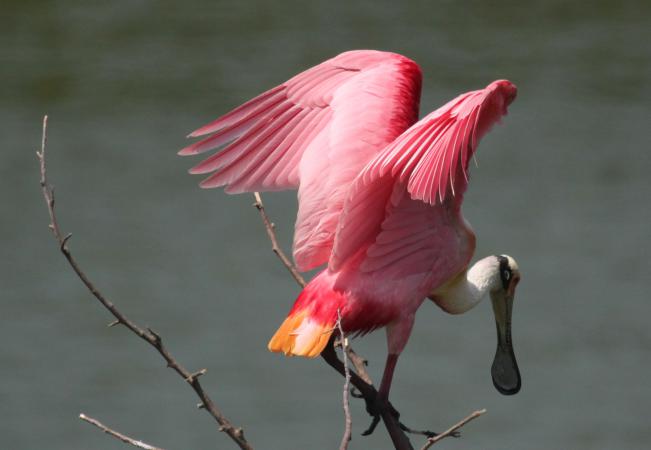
[[181, 50, 422, 271], [331, 80, 516, 280], [198, 106, 303, 188], [179, 93, 286, 156], [187, 85, 285, 138], [190, 101, 295, 175]]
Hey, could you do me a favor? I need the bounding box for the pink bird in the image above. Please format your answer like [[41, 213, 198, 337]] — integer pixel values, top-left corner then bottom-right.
[[180, 50, 522, 425]]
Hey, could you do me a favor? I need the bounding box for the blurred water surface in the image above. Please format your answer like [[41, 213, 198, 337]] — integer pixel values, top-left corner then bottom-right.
[[2, 1, 650, 449]]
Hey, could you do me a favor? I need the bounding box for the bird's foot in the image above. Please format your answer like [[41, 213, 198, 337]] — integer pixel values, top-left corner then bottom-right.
[[357, 390, 459, 439], [362, 415, 382, 436], [360, 394, 400, 436]]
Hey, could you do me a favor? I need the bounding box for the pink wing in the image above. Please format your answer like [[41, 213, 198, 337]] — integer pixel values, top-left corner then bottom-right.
[[330, 80, 517, 284], [181, 50, 422, 271]]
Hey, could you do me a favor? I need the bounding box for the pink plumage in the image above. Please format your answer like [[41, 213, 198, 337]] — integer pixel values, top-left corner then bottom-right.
[[181, 50, 518, 403], [181, 50, 422, 271]]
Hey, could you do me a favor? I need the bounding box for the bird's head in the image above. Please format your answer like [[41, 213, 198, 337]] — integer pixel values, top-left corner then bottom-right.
[[487, 254, 521, 395]]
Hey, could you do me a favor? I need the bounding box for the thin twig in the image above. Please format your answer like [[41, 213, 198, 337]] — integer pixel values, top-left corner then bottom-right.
[[336, 309, 352, 450], [345, 346, 372, 386], [79, 414, 165, 450], [419, 409, 486, 449], [38, 116, 253, 450], [252, 192, 306, 288]]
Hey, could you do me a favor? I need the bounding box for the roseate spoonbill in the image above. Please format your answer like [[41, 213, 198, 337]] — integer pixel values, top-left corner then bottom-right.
[[180, 50, 521, 421]]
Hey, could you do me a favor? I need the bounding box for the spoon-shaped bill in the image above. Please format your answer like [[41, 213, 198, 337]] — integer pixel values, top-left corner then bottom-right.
[[490, 291, 521, 395]]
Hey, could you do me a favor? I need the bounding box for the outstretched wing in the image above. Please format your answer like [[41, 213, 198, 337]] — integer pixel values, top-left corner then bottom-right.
[[330, 80, 516, 289], [181, 50, 422, 271]]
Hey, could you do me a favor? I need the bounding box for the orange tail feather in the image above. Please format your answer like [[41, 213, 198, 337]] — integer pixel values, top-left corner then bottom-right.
[[268, 271, 343, 358], [268, 309, 334, 358]]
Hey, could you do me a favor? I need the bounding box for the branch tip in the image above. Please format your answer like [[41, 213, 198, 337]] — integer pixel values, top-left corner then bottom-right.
[[79, 412, 166, 450], [419, 409, 487, 449]]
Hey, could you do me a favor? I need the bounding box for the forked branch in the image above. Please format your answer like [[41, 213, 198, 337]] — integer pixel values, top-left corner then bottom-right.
[[38, 116, 253, 450]]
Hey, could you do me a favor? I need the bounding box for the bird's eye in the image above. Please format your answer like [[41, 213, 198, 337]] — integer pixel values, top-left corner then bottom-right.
[[503, 270, 511, 281]]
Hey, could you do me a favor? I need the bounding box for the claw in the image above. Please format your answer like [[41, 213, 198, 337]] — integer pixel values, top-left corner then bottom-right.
[[357, 393, 454, 440], [350, 387, 363, 399], [399, 421, 436, 437], [361, 414, 381, 436], [360, 395, 400, 436], [361, 396, 381, 436]]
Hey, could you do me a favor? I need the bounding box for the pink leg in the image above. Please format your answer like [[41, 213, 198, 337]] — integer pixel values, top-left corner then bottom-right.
[[379, 314, 415, 400], [378, 353, 400, 401], [377, 353, 414, 449]]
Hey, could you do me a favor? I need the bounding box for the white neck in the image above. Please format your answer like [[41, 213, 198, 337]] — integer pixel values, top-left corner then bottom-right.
[[431, 256, 500, 315]]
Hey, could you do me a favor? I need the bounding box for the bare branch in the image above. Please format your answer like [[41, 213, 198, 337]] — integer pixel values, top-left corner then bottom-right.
[[419, 409, 486, 449], [336, 310, 352, 450], [79, 414, 165, 450], [38, 116, 253, 450], [252, 192, 306, 287]]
